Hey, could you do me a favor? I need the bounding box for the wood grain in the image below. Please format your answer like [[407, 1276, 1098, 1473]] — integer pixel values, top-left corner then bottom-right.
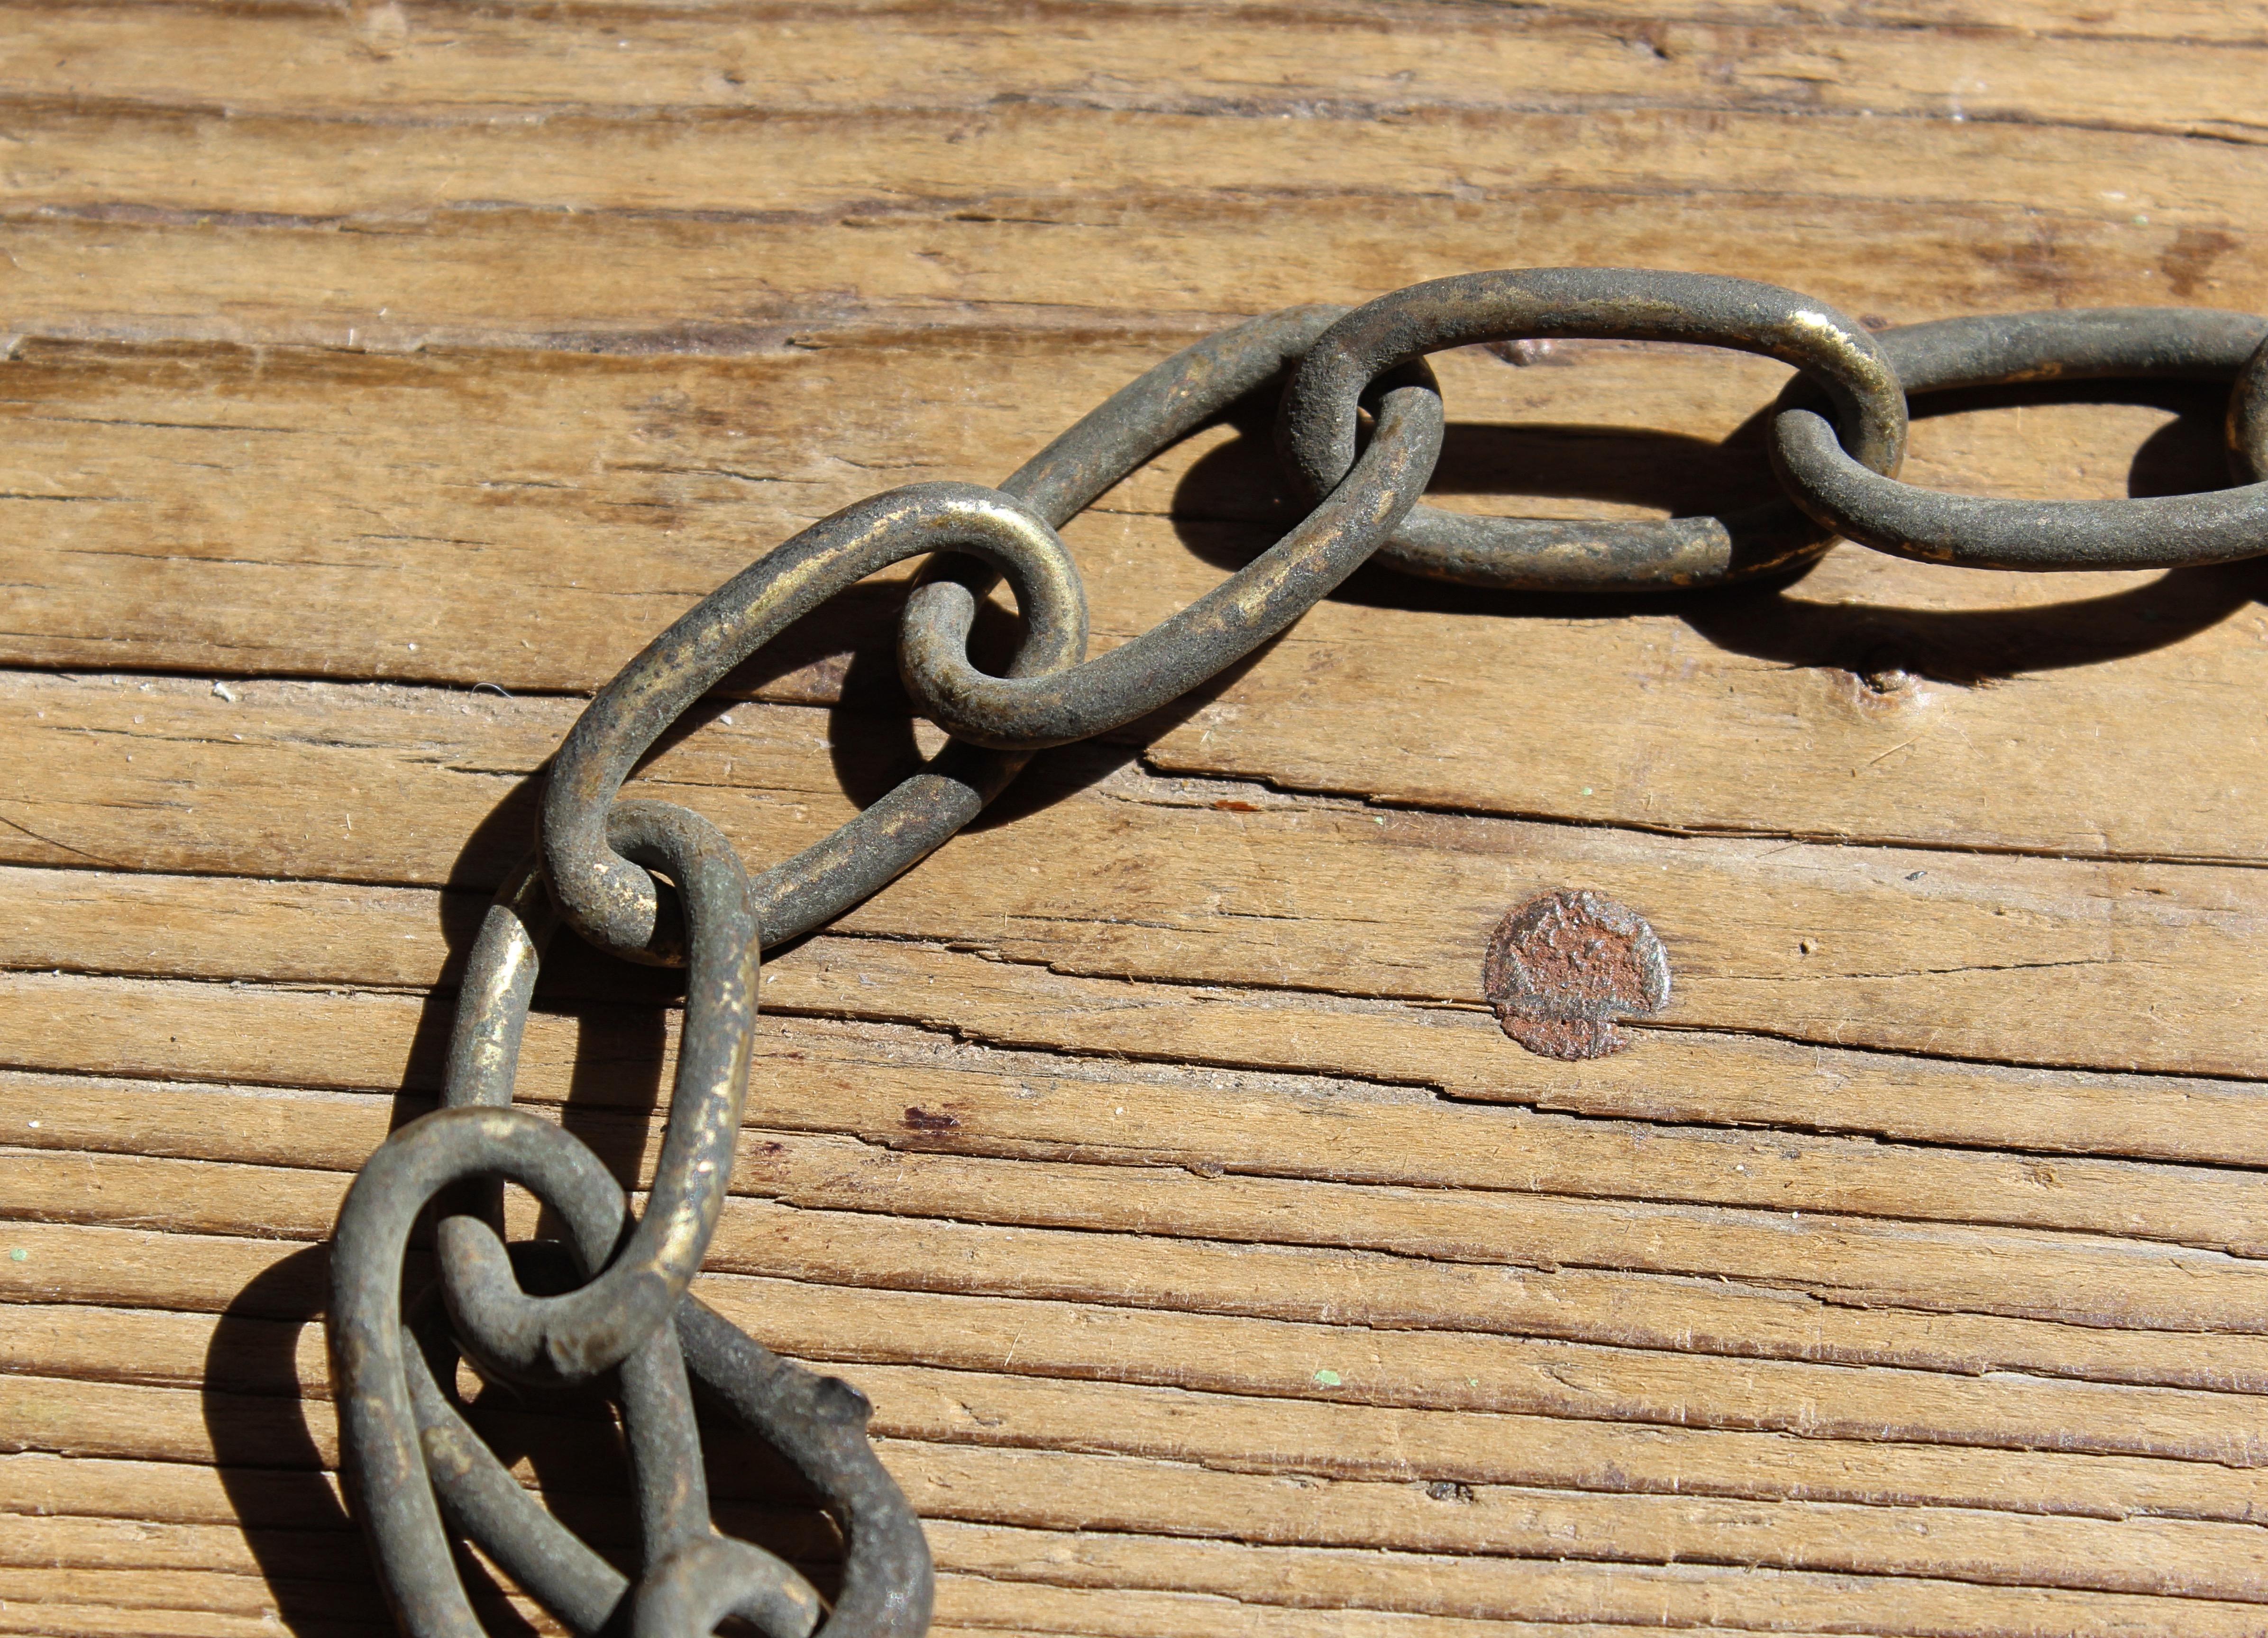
[[8, 1, 2268, 1633], [6, 679, 2267, 1074], [6, 4, 2266, 129]]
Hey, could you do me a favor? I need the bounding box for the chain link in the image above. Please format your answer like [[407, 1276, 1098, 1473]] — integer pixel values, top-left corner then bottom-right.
[[1277, 268, 1910, 590], [542, 483, 1088, 964], [897, 304, 1442, 750], [1772, 307, 2268, 568], [330, 266, 2268, 1638]]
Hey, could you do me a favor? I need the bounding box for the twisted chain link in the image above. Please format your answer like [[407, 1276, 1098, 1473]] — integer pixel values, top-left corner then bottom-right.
[[330, 268, 2268, 1638]]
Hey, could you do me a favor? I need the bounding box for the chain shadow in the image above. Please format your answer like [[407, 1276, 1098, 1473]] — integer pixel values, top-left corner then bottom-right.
[[494, 458, 1297, 879], [201, 894, 525, 1632], [198, 1242, 557, 1635], [1681, 376, 2268, 679], [210, 355, 2268, 1633], [792, 574, 1304, 846], [431, 367, 2268, 929], [201, 1244, 391, 1634]]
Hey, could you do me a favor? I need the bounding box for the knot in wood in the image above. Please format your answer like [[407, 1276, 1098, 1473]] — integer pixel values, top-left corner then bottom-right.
[[1482, 888, 1671, 1061]]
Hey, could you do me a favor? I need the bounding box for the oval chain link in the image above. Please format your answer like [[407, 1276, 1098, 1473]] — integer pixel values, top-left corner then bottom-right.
[[896, 305, 1444, 750], [1274, 267, 1910, 591], [1770, 307, 2268, 568], [543, 482, 1088, 965], [332, 266, 2268, 1638]]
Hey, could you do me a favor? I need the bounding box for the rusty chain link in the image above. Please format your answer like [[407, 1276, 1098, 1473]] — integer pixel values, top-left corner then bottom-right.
[[331, 268, 2268, 1638]]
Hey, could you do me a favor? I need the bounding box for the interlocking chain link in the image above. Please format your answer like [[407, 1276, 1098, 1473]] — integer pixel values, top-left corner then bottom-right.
[[1773, 307, 2268, 568], [1275, 268, 1909, 590], [897, 304, 1442, 750], [330, 269, 2268, 1638]]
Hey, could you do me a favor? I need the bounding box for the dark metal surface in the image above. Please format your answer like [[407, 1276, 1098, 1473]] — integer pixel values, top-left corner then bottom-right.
[[334, 1106, 639, 1638], [441, 801, 757, 1385], [1771, 307, 2268, 569], [334, 858, 928, 1638], [1275, 267, 1908, 591], [544, 481, 1088, 964], [632, 1538, 822, 1638], [334, 268, 2268, 1638], [676, 1297, 936, 1638], [2235, 333, 2268, 482], [896, 305, 1444, 750]]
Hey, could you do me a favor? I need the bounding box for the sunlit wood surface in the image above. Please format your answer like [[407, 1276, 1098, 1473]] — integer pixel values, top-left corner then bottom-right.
[[6, 4, 2268, 1635]]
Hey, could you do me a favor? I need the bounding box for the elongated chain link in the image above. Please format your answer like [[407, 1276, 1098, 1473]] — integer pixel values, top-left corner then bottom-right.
[[330, 268, 2268, 1638]]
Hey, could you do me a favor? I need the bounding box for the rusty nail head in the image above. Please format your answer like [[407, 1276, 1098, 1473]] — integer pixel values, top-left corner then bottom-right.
[[1483, 889, 1671, 1060]]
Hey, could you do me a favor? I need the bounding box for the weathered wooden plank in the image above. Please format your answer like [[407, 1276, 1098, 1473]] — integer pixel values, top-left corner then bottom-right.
[[8, 195, 2250, 355], [18, 1047, 2268, 1270], [0, 867, 474, 990], [14, 1042, 2268, 1352], [19, 0, 2251, 47], [6, 676, 2266, 1074], [13, 1297, 2268, 1561], [7, 1407, 2268, 1604], [5, 334, 2240, 692], [0, 346, 2195, 709], [11, 1071, 2268, 1404], [1, 1456, 343, 1526], [8, 0, 2261, 1624], [0, 1562, 1791, 1638], [4, 326, 2262, 864], [7, 94, 2267, 231], [84, 1112, 2268, 1392], [11, 1503, 2268, 1638], [9, 889, 2268, 1185], [18, 1100, 2268, 1368], [5, 2, 2265, 136], [0, 1557, 1783, 1638], [9, 862, 2267, 1177], [918, 1520, 2268, 1638], [9, 1217, 2268, 1467], [0, 1588, 393, 1638], [21, 1310, 2268, 1527], [24, 1292, 2268, 1547], [12, 931, 2268, 1270]]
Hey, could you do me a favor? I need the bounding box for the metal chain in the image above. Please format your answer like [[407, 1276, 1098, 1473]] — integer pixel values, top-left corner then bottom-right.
[[329, 267, 2268, 1638]]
